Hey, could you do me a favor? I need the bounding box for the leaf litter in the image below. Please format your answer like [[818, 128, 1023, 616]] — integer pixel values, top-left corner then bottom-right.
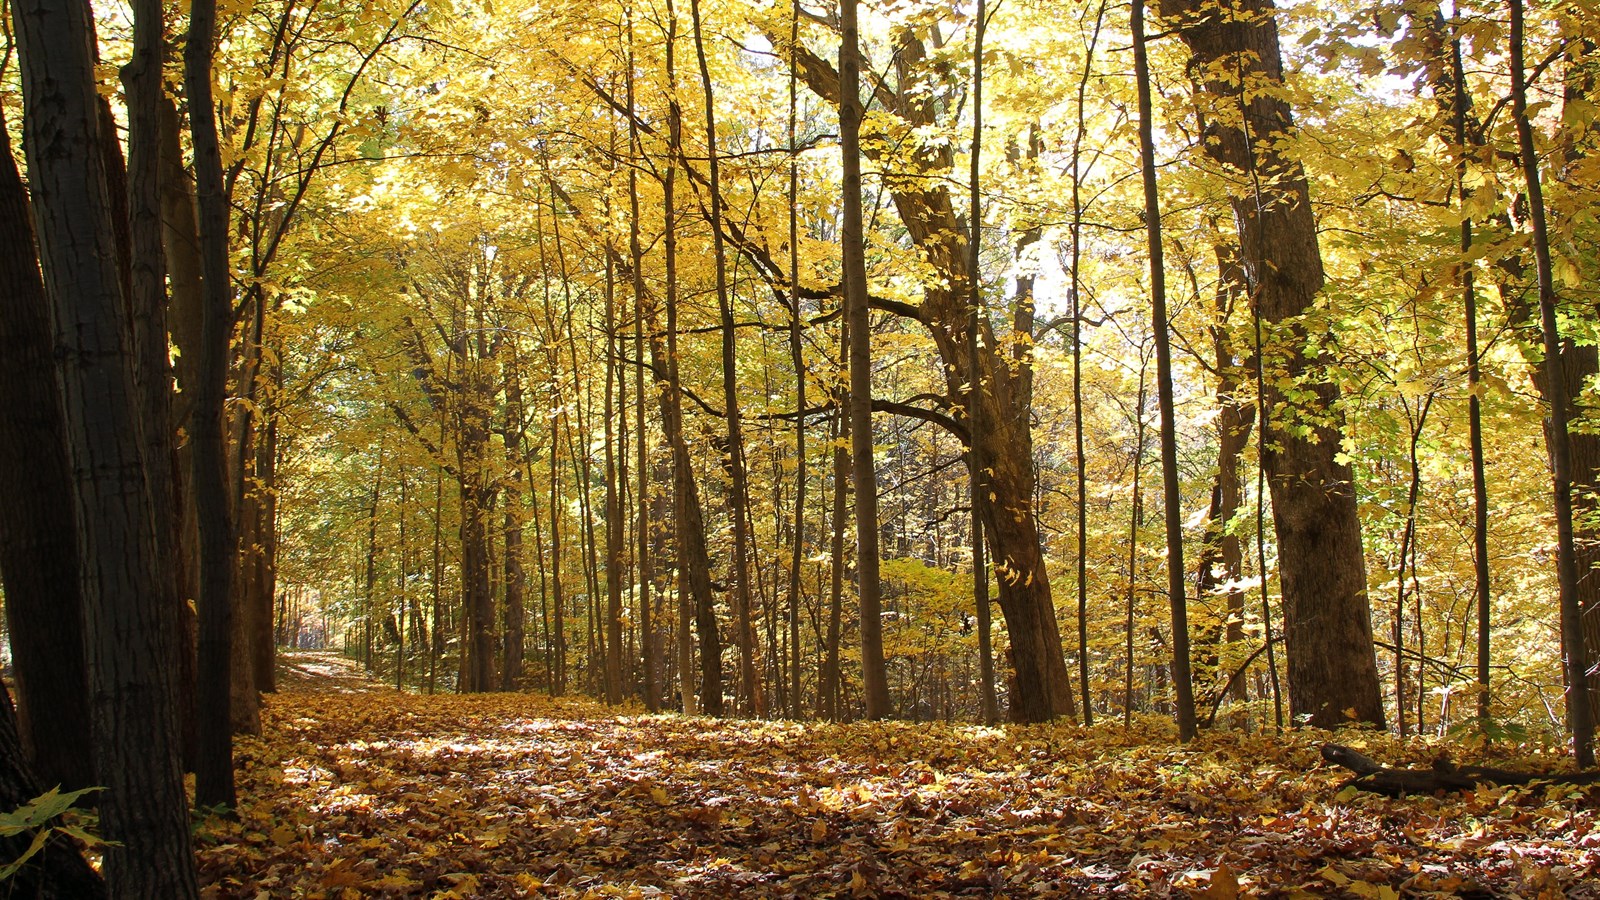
[[197, 658, 1600, 898]]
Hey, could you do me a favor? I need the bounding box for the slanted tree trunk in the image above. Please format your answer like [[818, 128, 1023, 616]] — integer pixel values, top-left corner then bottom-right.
[[1157, 0, 1384, 728], [14, 0, 199, 890], [0, 103, 95, 796], [665, 0, 722, 716], [788, 34, 1075, 723], [1194, 241, 1253, 713]]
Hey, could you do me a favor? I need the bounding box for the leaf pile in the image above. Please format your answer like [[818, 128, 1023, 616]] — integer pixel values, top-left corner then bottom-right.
[[198, 661, 1600, 898]]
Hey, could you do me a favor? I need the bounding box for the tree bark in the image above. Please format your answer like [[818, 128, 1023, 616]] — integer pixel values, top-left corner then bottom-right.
[[502, 352, 529, 690], [1157, 0, 1384, 728]]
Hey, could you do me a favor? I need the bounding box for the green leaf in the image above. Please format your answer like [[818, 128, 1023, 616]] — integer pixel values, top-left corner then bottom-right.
[[0, 828, 53, 882]]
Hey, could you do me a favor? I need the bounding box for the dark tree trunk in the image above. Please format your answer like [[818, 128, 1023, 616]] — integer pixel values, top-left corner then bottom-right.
[[13, 0, 199, 890], [689, 0, 761, 716], [0, 103, 95, 796], [1510, 0, 1593, 766], [458, 403, 497, 693], [185, 0, 241, 805], [255, 399, 280, 692], [1157, 0, 1384, 728], [625, 16, 661, 710], [158, 91, 203, 765]]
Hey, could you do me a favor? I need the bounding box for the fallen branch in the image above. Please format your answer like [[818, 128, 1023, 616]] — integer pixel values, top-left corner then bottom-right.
[[1321, 743, 1600, 797]]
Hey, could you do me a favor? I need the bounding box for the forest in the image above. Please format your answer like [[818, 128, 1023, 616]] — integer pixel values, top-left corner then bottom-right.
[[1, 0, 1599, 894]]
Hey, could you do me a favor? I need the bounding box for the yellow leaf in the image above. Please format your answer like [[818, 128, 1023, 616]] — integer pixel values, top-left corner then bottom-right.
[[650, 786, 670, 805]]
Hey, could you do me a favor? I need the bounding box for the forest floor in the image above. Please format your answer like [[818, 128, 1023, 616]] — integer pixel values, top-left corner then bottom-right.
[[195, 653, 1600, 899]]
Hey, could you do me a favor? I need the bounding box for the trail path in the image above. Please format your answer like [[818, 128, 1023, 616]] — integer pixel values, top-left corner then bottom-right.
[[195, 654, 1599, 898], [276, 650, 399, 695]]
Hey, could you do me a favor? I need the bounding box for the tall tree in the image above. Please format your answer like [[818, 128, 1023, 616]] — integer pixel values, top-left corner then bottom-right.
[[840, 0, 891, 720], [0, 101, 95, 796], [186, 0, 240, 804], [12, 0, 199, 890], [1133, 0, 1198, 741], [1510, 0, 1593, 766], [966, 0, 1000, 728], [663, 0, 723, 716], [690, 0, 763, 716], [1158, 0, 1384, 728]]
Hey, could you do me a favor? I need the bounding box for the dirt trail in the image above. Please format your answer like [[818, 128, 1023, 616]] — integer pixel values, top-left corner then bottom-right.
[[276, 649, 395, 694]]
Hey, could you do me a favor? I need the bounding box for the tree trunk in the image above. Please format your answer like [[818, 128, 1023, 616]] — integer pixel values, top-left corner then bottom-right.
[[1157, 0, 1384, 728], [690, 0, 762, 717], [157, 89, 202, 769], [820, 395, 848, 721], [966, 2, 1000, 728], [1194, 241, 1253, 711], [664, 1, 721, 715], [0, 102, 95, 796], [14, 0, 199, 889], [1510, 0, 1593, 766], [502, 352, 528, 691], [1133, 0, 1198, 741], [457, 396, 497, 693], [624, 11, 661, 710], [184, 0, 241, 805], [603, 256, 626, 705], [839, 0, 891, 721]]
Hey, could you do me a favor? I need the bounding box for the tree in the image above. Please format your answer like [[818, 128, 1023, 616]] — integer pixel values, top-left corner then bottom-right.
[[11, 0, 199, 890], [787, 14, 1076, 724], [1509, 0, 1593, 766], [1133, 0, 1198, 741], [839, 0, 891, 721], [1157, 0, 1384, 728], [186, 0, 240, 806], [0, 101, 95, 797]]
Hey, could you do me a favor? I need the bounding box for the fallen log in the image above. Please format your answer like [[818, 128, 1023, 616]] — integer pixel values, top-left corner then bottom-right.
[[1321, 743, 1600, 797]]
